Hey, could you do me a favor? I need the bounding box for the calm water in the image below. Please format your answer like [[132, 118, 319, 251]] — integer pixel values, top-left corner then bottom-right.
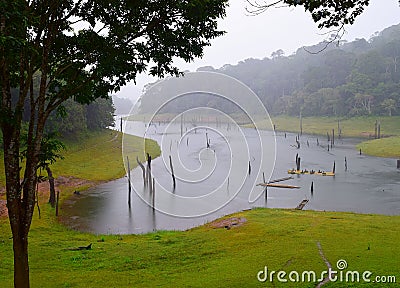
[[62, 122, 400, 234]]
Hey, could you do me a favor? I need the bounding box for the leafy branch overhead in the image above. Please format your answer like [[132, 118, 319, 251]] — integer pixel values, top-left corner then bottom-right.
[[0, 1, 228, 287], [246, 0, 371, 29]]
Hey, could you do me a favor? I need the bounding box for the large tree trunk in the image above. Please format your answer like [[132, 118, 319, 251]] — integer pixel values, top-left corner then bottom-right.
[[3, 135, 34, 288], [46, 165, 56, 207], [12, 236, 29, 288]]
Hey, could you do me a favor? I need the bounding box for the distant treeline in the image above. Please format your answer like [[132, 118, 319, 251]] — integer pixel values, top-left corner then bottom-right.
[[7, 87, 115, 138], [141, 23, 400, 118]]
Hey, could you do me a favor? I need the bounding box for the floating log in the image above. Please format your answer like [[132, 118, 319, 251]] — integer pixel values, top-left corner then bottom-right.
[[296, 199, 309, 210], [268, 176, 294, 184], [258, 183, 300, 189]]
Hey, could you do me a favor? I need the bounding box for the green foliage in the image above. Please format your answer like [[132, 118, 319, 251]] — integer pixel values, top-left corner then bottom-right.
[[252, 115, 400, 139], [248, 1, 371, 29], [189, 23, 400, 118], [46, 99, 87, 135], [37, 133, 66, 168], [85, 98, 115, 130]]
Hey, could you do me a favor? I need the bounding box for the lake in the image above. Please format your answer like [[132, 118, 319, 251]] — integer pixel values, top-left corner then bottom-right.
[[62, 121, 400, 234]]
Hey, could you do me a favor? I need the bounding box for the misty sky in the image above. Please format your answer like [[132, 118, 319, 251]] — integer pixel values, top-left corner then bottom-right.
[[117, 0, 400, 103]]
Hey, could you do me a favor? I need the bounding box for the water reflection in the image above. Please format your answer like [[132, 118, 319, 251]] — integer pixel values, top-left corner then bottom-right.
[[62, 123, 400, 234]]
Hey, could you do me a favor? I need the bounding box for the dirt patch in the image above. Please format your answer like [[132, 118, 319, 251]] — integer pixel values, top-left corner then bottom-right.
[[0, 176, 96, 218], [0, 199, 7, 218], [359, 132, 372, 137], [210, 217, 247, 229]]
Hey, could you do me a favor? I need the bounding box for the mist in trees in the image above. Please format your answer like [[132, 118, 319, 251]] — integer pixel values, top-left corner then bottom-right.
[[154, 23, 400, 118]]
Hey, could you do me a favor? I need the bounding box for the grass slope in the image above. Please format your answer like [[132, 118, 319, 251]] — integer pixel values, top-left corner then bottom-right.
[[0, 129, 399, 287], [0, 208, 399, 287], [0, 129, 161, 186], [259, 116, 400, 138], [252, 116, 400, 158], [357, 136, 400, 158]]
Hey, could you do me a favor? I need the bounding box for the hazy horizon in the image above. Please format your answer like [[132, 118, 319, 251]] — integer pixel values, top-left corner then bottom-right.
[[116, 0, 400, 103]]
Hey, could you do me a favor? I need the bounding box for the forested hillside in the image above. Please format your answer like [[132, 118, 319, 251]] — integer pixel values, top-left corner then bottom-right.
[[139, 24, 400, 118], [205, 24, 400, 117]]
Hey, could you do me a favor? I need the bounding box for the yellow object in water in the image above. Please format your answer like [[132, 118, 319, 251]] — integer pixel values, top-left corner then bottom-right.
[[287, 169, 335, 176]]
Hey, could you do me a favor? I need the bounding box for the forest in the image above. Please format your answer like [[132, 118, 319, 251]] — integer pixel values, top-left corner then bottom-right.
[[209, 23, 400, 117], [9, 88, 115, 137], [140, 23, 400, 118]]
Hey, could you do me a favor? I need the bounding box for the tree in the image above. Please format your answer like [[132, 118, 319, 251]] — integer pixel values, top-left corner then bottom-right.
[[86, 98, 115, 130], [381, 98, 397, 116], [0, 1, 228, 287], [353, 93, 374, 115], [271, 49, 284, 59], [21, 133, 65, 207], [247, 0, 371, 29]]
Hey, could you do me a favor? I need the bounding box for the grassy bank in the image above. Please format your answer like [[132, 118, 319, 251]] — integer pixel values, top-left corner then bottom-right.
[[251, 116, 400, 158], [0, 129, 161, 187], [259, 116, 400, 138], [357, 136, 400, 158], [0, 129, 399, 287], [0, 208, 399, 287]]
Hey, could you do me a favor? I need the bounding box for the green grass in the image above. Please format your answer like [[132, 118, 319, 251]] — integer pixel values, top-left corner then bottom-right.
[[0, 128, 399, 287], [0, 208, 399, 287], [0, 129, 161, 187], [252, 115, 400, 138], [357, 136, 400, 158], [248, 115, 400, 158]]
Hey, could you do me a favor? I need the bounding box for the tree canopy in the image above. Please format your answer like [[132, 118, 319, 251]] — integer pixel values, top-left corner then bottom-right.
[[247, 0, 371, 29], [0, 1, 228, 287], [181, 24, 400, 118]]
